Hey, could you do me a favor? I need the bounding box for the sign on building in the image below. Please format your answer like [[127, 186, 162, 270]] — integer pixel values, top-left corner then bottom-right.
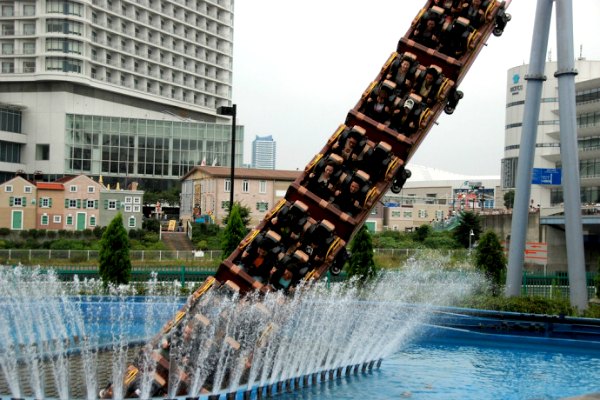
[[531, 168, 561, 185]]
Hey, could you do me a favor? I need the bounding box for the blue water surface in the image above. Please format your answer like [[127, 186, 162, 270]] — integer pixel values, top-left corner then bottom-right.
[[272, 335, 600, 400]]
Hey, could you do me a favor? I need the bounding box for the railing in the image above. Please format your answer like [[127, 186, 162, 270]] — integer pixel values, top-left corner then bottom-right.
[[521, 271, 598, 299], [0, 249, 223, 262]]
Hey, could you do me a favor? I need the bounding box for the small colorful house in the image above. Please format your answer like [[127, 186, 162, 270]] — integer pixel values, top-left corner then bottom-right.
[[35, 182, 66, 230], [0, 176, 37, 230]]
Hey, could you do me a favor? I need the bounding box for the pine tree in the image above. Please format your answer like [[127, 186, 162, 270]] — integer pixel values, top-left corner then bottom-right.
[[347, 225, 378, 282], [99, 213, 131, 286], [475, 230, 507, 295], [221, 203, 247, 260], [454, 211, 482, 248]]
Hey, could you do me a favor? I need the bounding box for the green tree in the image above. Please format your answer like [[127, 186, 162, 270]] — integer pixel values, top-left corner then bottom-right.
[[475, 230, 507, 295], [222, 202, 251, 227], [221, 203, 248, 259], [413, 224, 432, 242], [503, 190, 515, 209], [347, 225, 378, 282], [99, 214, 132, 286], [454, 211, 482, 249]]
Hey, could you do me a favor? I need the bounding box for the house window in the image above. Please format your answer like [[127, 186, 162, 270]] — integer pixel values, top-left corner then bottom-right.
[[87, 186, 95, 193], [256, 201, 268, 212], [133, 205, 141, 212], [133, 197, 141, 204], [41, 214, 49, 225], [259, 180, 267, 194], [12, 197, 23, 206], [125, 205, 132, 212], [68, 199, 77, 208], [41, 197, 51, 207], [403, 211, 412, 218], [418, 209, 428, 218], [70, 185, 77, 192], [89, 215, 96, 226], [5, 185, 12, 192], [128, 216, 136, 227], [86, 200, 95, 208], [53, 215, 61, 223], [125, 196, 132, 203], [108, 199, 117, 210], [66, 214, 73, 225], [24, 186, 32, 193], [224, 179, 230, 193], [221, 201, 230, 210], [242, 180, 249, 193]]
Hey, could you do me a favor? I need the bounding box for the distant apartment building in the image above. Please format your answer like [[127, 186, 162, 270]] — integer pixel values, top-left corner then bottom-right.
[[0, 0, 240, 190], [251, 135, 276, 170]]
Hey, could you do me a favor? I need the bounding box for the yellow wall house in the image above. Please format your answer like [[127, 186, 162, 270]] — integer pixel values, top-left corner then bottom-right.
[[0, 175, 37, 230], [181, 166, 301, 227]]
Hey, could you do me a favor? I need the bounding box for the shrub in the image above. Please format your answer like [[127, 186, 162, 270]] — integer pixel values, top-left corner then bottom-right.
[[143, 218, 161, 233], [99, 214, 131, 286], [0, 227, 10, 236], [46, 231, 57, 239]]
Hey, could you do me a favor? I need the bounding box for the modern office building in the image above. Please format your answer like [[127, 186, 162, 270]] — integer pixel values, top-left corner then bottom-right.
[[0, 0, 240, 190], [251, 134, 276, 170], [502, 59, 600, 207]]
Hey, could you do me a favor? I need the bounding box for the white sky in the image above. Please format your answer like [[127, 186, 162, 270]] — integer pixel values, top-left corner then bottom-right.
[[231, 1, 600, 175]]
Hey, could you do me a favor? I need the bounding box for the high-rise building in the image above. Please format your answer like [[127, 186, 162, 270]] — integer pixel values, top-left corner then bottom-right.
[[251, 135, 276, 170], [502, 59, 600, 207], [0, 0, 241, 190]]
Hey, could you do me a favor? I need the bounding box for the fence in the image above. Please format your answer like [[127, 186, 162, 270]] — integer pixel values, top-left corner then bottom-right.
[[0, 249, 224, 262], [521, 271, 597, 299]]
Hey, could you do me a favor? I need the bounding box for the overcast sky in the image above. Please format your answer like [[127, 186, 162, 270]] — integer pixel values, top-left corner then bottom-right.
[[230, 1, 600, 175]]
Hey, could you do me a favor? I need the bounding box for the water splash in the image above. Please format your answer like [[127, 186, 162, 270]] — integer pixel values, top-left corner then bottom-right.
[[0, 258, 484, 399]]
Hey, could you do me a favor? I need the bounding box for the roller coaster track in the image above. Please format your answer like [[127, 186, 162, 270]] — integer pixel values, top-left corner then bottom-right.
[[100, 1, 512, 397]]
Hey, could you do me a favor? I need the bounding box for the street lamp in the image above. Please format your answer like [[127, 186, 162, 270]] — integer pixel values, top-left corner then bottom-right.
[[469, 229, 474, 252], [217, 104, 237, 210]]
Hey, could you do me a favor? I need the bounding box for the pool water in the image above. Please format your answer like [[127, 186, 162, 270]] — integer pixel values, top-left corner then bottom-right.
[[272, 334, 600, 400]]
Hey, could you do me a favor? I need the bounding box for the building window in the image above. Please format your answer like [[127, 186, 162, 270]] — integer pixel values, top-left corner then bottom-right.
[[23, 42, 36, 55], [2, 5, 14, 17], [125, 196, 132, 203], [36, 144, 50, 160], [41, 197, 51, 207], [24, 186, 32, 193], [23, 4, 36, 16], [108, 199, 117, 210], [53, 215, 61, 223], [242, 180, 249, 193], [66, 214, 73, 225], [259, 180, 267, 194], [256, 201, 268, 212], [221, 200, 230, 210], [22, 23, 35, 35], [89, 215, 96, 226], [2, 43, 14, 55], [41, 214, 49, 225], [224, 179, 231, 193], [11, 197, 23, 206], [87, 186, 94, 193], [5, 185, 12, 192], [133, 197, 141, 204], [86, 200, 95, 208], [2, 62, 14, 73], [128, 216, 136, 227], [70, 185, 77, 192], [68, 199, 77, 208], [23, 61, 35, 73], [418, 209, 428, 218], [125, 205, 132, 212], [133, 205, 140, 212]]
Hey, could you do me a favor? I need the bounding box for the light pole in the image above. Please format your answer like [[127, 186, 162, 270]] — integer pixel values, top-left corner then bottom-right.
[[469, 229, 474, 252], [217, 104, 236, 210]]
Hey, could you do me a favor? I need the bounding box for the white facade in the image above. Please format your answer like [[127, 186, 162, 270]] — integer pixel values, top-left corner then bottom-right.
[[0, 0, 236, 188], [251, 134, 276, 170], [502, 59, 600, 207]]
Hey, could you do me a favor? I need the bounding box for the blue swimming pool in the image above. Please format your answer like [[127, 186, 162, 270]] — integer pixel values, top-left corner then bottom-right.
[[270, 329, 600, 400]]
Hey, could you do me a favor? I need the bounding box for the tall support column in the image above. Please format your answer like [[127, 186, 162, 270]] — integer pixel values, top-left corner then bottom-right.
[[505, 0, 553, 297], [555, 0, 587, 310]]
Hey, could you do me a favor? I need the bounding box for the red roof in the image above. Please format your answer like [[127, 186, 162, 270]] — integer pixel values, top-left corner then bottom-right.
[[36, 182, 64, 190]]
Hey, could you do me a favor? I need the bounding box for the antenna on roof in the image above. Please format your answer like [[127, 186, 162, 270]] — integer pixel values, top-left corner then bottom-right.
[[578, 44, 585, 60]]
